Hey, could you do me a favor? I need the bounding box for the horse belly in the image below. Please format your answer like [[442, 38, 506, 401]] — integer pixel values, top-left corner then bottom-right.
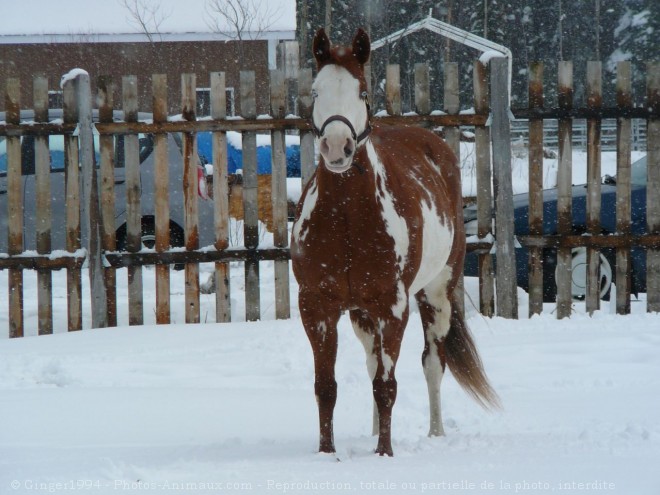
[[409, 203, 454, 296]]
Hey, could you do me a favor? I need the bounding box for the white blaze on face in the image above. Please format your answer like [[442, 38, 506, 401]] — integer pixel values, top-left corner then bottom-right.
[[312, 64, 368, 174]]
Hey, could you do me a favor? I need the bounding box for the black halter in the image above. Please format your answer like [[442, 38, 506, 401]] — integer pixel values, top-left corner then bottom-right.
[[311, 91, 372, 146]]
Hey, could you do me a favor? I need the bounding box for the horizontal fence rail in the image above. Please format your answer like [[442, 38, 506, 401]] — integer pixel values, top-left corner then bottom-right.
[[1, 59, 659, 337]]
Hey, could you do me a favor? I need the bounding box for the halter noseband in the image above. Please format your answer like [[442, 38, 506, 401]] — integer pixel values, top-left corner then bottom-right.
[[311, 91, 372, 146]]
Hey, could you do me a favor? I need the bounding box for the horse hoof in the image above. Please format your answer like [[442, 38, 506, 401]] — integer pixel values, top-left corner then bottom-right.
[[375, 447, 394, 457]]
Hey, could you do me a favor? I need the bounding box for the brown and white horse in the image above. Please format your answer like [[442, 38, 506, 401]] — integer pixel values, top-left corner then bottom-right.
[[291, 28, 500, 457]]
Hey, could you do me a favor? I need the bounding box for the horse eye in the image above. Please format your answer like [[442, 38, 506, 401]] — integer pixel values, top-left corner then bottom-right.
[[312, 89, 319, 99], [360, 91, 368, 99]]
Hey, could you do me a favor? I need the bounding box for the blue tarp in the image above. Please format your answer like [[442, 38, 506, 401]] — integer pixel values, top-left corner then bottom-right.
[[196, 132, 301, 177]]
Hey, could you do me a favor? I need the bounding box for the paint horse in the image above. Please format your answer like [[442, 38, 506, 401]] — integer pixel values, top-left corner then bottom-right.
[[291, 28, 500, 457]]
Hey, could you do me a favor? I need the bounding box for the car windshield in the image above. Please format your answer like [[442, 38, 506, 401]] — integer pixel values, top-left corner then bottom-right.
[[630, 156, 647, 186]]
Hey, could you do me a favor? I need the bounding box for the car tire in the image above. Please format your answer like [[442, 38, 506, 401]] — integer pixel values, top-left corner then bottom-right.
[[543, 245, 616, 302], [115, 217, 185, 270]]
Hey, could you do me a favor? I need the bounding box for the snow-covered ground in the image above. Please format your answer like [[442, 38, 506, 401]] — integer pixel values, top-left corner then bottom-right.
[[1, 148, 658, 493]]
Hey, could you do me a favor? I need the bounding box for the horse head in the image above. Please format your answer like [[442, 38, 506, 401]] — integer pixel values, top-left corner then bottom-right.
[[311, 28, 372, 174]]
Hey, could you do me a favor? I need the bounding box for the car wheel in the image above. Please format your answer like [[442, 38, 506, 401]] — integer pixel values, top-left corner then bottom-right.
[[115, 218, 185, 270], [544, 246, 615, 302]]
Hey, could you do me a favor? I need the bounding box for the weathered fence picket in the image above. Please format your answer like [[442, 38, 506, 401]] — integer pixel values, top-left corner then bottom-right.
[[98, 76, 118, 327], [182, 73, 201, 324], [647, 63, 660, 313], [556, 62, 574, 319], [63, 79, 83, 331], [6, 78, 23, 338], [153, 74, 171, 325], [210, 71, 231, 323], [527, 63, 544, 316], [240, 71, 260, 322], [586, 61, 603, 315], [123, 75, 144, 325], [473, 60, 494, 318], [34, 75, 53, 334], [615, 62, 633, 315], [270, 69, 291, 320]]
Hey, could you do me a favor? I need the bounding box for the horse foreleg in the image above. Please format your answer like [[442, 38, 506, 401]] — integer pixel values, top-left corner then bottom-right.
[[350, 309, 379, 436], [300, 290, 340, 453]]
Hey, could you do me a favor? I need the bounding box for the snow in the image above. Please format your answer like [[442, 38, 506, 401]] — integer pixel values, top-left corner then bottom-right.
[[59, 68, 89, 88], [1, 252, 659, 493], [479, 50, 507, 65]]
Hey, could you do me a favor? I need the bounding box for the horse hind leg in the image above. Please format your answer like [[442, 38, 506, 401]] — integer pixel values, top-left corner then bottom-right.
[[415, 267, 454, 437], [350, 309, 379, 436]]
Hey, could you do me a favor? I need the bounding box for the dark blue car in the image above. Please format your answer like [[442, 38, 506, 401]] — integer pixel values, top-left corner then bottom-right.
[[463, 155, 648, 301]]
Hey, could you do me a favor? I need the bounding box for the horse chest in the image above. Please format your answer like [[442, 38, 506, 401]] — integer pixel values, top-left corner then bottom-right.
[[292, 175, 419, 307]]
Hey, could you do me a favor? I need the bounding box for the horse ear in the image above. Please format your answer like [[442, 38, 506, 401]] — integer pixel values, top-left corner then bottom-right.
[[313, 28, 332, 67], [352, 28, 370, 65]]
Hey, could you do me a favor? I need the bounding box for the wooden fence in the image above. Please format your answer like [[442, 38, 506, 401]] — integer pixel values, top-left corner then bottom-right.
[[1, 59, 659, 338]]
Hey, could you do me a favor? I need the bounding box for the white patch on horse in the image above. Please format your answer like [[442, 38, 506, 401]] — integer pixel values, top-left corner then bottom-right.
[[377, 319, 395, 381], [409, 173, 454, 296], [391, 279, 408, 320], [366, 141, 409, 274], [292, 177, 319, 244]]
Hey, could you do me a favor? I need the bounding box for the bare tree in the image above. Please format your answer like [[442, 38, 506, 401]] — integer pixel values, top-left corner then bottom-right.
[[120, 0, 171, 42], [205, 0, 282, 42]]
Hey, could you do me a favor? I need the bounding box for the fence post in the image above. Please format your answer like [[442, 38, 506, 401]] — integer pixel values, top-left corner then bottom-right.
[[98, 76, 117, 327], [63, 78, 83, 331], [123, 75, 144, 326], [474, 60, 494, 317], [615, 62, 633, 315], [585, 61, 602, 315], [240, 71, 261, 321], [5, 78, 23, 338], [181, 73, 201, 324], [76, 71, 108, 329], [153, 74, 171, 324], [528, 62, 544, 316], [489, 56, 518, 319], [211, 71, 231, 323], [385, 64, 401, 116], [556, 62, 574, 319], [647, 63, 660, 313], [34, 76, 53, 334], [270, 69, 291, 320]]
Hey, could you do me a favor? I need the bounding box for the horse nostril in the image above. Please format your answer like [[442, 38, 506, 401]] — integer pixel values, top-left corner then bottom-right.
[[344, 139, 354, 158]]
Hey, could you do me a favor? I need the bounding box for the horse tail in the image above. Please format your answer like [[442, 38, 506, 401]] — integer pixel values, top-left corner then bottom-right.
[[444, 302, 502, 410]]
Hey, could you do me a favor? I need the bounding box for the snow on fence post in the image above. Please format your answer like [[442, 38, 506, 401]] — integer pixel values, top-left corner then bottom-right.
[[76, 71, 108, 330], [615, 61, 633, 315], [474, 60, 495, 318], [647, 62, 660, 313], [211, 71, 231, 323], [153, 74, 171, 325], [585, 61, 603, 315], [122, 75, 144, 326], [528, 62, 544, 316], [270, 69, 291, 320], [181, 73, 201, 324], [489, 56, 518, 319], [98, 76, 117, 327], [5, 78, 23, 338], [34, 76, 53, 334], [298, 68, 315, 189], [63, 78, 83, 331], [556, 62, 574, 319], [240, 70, 261, 322]]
